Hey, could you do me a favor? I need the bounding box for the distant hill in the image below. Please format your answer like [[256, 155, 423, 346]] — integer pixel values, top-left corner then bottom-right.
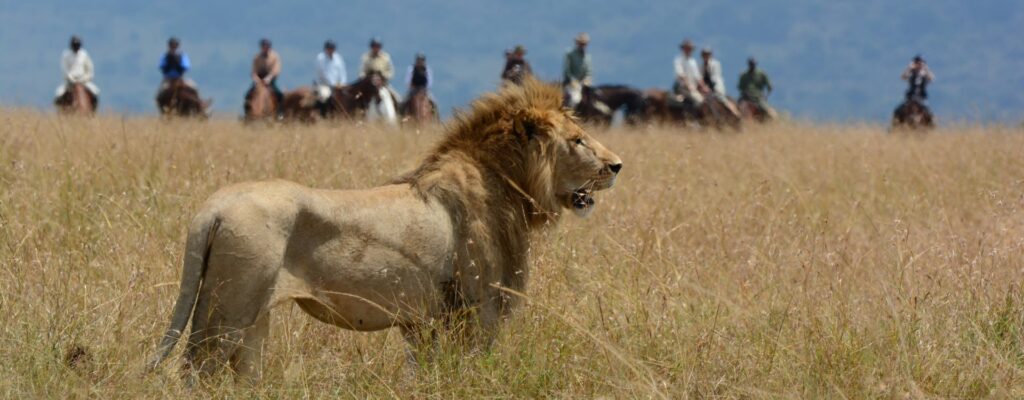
[[1, 0, 1021, 122]]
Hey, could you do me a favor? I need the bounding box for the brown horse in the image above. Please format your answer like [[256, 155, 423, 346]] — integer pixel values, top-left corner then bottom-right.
[[891, 98, 934, 131], [54, 83, 96, 115], [642, 89, 740, 130], [156, 79, 209, 118], [279, 87, 319, 123], [244, 81, 278, 122], [737, 98, 776, 123], [401, 88, 438, 124]]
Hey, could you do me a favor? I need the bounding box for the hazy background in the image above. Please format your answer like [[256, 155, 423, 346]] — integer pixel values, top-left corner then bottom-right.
[[1, 0, 1021, 121]]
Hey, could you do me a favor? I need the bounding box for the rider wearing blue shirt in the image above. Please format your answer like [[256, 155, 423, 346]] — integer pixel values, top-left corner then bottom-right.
[[159, 38, 197, 90]]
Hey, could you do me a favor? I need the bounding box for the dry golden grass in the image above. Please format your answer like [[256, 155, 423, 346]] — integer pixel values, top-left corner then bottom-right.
[[1, 109, 1024, 398]]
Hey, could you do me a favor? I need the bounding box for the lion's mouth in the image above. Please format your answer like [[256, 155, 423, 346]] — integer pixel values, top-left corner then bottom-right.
[[562, 176, 615, 217], [572, 188, 595, 210]]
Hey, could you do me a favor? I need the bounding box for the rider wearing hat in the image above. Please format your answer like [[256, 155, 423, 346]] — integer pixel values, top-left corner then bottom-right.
[[403, 53, 436, 113], [246, 38, 284, 115], [563, 32, 593, 108], [700, 47, 740, 117], [404, 53, 433, 94], [56, 35, 99, 105], [901, 54, 934, 101], [673, 39, 705, 106], [738, 57, 776, 118], [359, 37, 399, 98], [502, 45, 533, 85], [359, 37, 399, 123], [315, 39, 347, 117], [159, 37, 198, 91]]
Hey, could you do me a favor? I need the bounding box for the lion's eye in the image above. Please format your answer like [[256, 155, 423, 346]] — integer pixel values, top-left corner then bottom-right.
[[574, 138, 585, 146]]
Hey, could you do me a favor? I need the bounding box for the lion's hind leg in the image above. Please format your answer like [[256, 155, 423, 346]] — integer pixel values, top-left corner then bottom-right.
[[181, 230, 283, 381]]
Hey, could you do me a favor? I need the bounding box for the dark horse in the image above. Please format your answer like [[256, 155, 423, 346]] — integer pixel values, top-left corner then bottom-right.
[[574, 85, 647, 126], [320, 72, 399, 121], [892, 97, 934, 130], [54, 83, 96, 115], [643, 89, 741, 130], [157, 79, 209, 118]]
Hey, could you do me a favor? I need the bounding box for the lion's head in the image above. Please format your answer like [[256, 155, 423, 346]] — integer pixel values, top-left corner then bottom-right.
[[516, 104, 622, 219], [411, 78, 622, 225]]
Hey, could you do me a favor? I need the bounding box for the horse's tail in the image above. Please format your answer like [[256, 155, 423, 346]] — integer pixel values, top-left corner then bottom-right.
[[146, 214, 221, 372]]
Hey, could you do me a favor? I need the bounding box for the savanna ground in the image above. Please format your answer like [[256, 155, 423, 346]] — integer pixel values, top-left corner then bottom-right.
[[1, 109, 1023, 398]]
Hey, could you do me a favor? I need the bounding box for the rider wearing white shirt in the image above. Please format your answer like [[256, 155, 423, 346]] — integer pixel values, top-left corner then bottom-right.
[[314, 40, 347, 116], [700, 48, 726, 96], [56, 36, 100, 101], [316, 40, 347, 88], [700, 47, 740, 117], [673, 40, 704, 105]]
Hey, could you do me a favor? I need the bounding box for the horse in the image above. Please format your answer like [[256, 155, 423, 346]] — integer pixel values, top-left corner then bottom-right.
[[574, 85, 647, 127], [737, 97, 776, 123], [326, 72, 400, 124], [279, 87, 319, 123], [701, 94, 742, 130], [156, 79, 209, 118], [358, 72, 399, 125], [892, 97, 934, 130], [401, 88, 438, 124], [642, 88, 740, 130], [244, 81, 278, 122], [54, 83, 96, 115]]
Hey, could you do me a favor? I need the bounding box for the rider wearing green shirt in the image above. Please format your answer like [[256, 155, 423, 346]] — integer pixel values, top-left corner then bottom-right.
[[737, 57, 776, 117]]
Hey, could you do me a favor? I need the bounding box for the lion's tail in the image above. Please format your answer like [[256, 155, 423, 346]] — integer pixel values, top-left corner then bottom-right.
[[145, 214, 221, 372]]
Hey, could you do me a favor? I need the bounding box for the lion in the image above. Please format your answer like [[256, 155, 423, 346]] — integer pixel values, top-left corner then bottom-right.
[[146, 78, 623, 380]]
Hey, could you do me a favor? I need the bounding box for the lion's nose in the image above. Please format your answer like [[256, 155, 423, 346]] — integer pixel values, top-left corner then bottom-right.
[[608, 163, 622, 174]]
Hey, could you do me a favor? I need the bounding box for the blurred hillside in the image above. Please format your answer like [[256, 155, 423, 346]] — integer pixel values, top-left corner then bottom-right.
[[0, 0, 1021, 121]]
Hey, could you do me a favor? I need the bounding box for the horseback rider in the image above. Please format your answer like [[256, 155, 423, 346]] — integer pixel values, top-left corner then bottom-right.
[[404, 53, 433, 99], [314, 40, 347, 118], [245, 38, 284, 116], [738, 57, 776, 118], [55, 35, 99, 106], [893, 55, 935, 127], [700, 47, 740, 117], [672, 39, 705, 109], [158, 38, 198, 92], [563, 33, 593, 108], [901, 55, 934, 102], [502, 45, 533, 85], [359, 37, 400, 122]]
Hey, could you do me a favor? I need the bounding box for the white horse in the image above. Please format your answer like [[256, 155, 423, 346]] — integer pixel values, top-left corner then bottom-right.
[[365, 86, 399, 125]]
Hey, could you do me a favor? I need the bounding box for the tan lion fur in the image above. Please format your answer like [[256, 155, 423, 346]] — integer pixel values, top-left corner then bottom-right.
[[147, 78, 623, 380]]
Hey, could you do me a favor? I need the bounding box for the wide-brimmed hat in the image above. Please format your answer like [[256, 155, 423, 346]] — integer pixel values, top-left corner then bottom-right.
[[575, 32, 590, 44], [701, 47, 713, 55], [513, 45, 526, 54]]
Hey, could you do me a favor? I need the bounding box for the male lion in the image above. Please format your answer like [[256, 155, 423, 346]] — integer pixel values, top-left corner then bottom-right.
[[147, 78, 622, 379]]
